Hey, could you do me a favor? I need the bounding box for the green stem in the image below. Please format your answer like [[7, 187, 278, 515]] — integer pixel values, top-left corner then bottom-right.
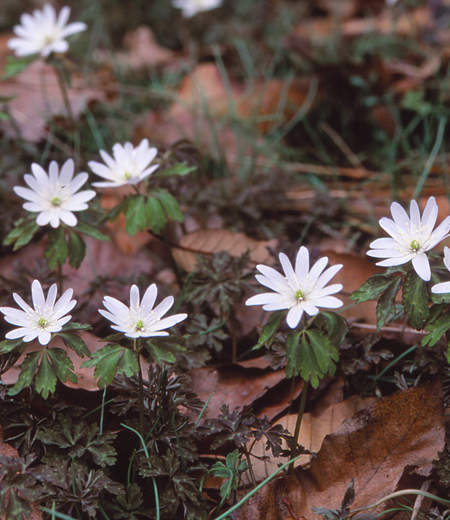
[[134, 339, 144, 437], [213, 455, 303, 520], [288, 378, 309, 474], [56, 260, 63, 294], [51, 58, 74, 125], [243, 446, 257, 488]]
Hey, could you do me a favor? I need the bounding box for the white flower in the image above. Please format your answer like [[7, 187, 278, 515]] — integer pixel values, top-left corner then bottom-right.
[[99, 284, 187, 338], [7, 3, 87, 58], [14, 158, 96, 228], [88, 139, 159, 188], [432, 247, 450, 294], [246, 246, 343, 329], [0, 280, 76, 345], [172, 0, 222, 18], [367, 196, 450, 282]]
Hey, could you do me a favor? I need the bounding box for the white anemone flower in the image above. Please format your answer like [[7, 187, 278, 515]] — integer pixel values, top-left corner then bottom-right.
[[246, 246, 343, 329], [367, 197, 450, 282], [99, 284, 187, 338], [14, 158, 96, 228], [7, 3, 87, 58], [432, 247, 450, 294], [172, 0, 223, 18], [0, 280, 76, 346], [88, 139, 159, 188]]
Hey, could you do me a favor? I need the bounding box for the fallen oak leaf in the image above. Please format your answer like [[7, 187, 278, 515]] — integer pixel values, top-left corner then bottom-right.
[[230, 379, 445, 520], [172, 228, 277, 272]]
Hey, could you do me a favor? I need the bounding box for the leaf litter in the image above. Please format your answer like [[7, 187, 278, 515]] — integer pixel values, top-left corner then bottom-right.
[[1, 0, 450, 518]]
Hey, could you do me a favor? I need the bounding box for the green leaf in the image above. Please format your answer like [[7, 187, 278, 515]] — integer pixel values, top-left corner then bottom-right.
[[155, 162, 196, 178], [1, 55, 34, 79], [145, 196, 167, 234], [60, 322, 91, 332], [58, 332, 91, 358], [34, 353, 57, 399], [81, 344, 138, 388], [47, 348, 77, 384], [67, 229, 86, 269], [253, 311, 285, 350], [125, 195, 147, 235], [350, 274, 401, 304], [422, 313, 450, 347], [305, 329, 339, 372], [402, 270, 429, 330], [44, 226, 68, 269], [3, 217, 39, 250], [146, 341, 176, 364], [376, 276, 403, 331], [75, 221, 110, 241], [285, 331, 302, 379], [0, 338, 26, 354], [286, 330, 338, 388], [154, 190, 184, 223], [314, 311, 348, 348], [9, 351, 41, 396]]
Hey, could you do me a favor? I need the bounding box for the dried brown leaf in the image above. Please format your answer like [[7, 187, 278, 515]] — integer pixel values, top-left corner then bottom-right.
[[232, 380, 445, 519]]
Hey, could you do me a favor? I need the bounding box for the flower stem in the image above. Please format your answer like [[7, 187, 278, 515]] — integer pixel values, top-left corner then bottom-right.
[[51, 57, 74, 126], [134, 339, 144, 437], [56, 260, 63, 294], [288, 378, 309, 475]]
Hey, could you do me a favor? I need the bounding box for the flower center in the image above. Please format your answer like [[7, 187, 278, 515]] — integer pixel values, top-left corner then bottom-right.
[[38, 317, 48, 328], [124, 172, 132, 180], [295, 289, 305, 301], [51, 196, 61, 207], [410, 240, 420, 251], [135, 319, 145, 331]]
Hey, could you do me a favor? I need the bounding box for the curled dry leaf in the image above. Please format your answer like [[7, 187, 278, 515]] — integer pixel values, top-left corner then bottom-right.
[[231, 380, 445, 520], [172, 228, 277, 272]]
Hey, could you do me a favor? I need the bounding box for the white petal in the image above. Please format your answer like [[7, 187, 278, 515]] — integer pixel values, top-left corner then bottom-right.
[[141, 284, 157, 312], [38, 330, 51, 345], [59, 210, 77, 227], [279, 253, 296, 290], [421, 197, 438, 235], [294, 246, 309, 282], [313, 296, 343, 309], [130, 285, 140, 310], [245, 293, 287, 308], [31, 280, 46, 310], [432, 282, 450, 294], [152, 296, 174, 320], [376, 256, 412, 267], [409, 199, 420, 231], [390, 202, 410, 229], [102, 297, 130, 320], [151, 314, 187, 331], [443, 247, 450, 272], [411, 253, 431, 281], [306, 257, 328, 287], [286, 305, 303, 329]]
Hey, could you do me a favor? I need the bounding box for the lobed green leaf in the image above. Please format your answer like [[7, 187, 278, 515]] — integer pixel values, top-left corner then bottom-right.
[[402, 270, 429, 330]]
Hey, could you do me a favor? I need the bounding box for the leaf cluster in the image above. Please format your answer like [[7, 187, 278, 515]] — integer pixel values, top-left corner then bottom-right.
[[0, 323, 91, 399], [350, 266, 432, 330], [110, 366, 207, 519], [104, 189, 183, 236], [182, 250, 253, 314], [202, 404, 292, 458], [340, 334, 393, 375]]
